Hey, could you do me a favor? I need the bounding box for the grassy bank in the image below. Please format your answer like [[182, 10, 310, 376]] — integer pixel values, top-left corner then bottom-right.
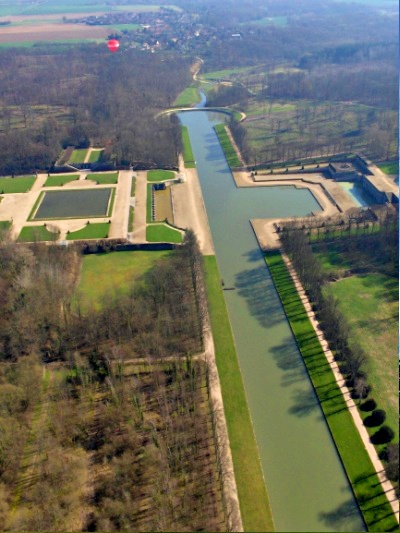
[[174, 87, 201, 107], [214, 124, 241, 168], [265, 250, 398, 532], [181, 126, 196, 168], [203, 255, 274, 532]]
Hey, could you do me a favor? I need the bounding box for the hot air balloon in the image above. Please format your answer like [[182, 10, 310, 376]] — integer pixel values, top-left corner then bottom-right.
[[107, 39, 120, 53]]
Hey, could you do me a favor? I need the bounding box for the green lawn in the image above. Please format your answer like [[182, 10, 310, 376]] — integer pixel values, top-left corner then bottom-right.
[[44, 174, 79, 187], [88, 149, 104, 163], [68, 149, 89, 164], [0, 221, 12, 232], [147, 170, 175, 182], [204, 256, 274, 532], [326, 274, 398, 440], [0, 175, 36, 193], [214, 124, 242, 168], [17, 225, 58, 242], [181, 126, 196, 168], [86, 172, 119, 184], [174, 87, 201, 107], [265, 251, 398, 532], [377, 161, 398, 176], [146, 223, 183, 243], [128, 206, 134, 232], [76, 250, 171, 311], [66, 222, 110, 241]]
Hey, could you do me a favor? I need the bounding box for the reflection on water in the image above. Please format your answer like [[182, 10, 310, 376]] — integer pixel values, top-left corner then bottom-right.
[[178, 109, 365, 532]]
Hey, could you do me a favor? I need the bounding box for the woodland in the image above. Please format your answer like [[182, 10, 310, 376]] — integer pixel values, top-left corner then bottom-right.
[[0, 232, 228, 531]]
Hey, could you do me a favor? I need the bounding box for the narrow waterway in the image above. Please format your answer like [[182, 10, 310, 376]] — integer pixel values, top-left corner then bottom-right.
[[179, 109, 365, 532]]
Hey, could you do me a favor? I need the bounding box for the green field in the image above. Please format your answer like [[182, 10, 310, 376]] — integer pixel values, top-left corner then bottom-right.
[[0, 175, 36, 193], [17, 225, 58, 242], [377, 161, 398, 175], [88, 149, 104, 163], [0, 221, 12, 232], [326, 274, 398, 440], [147, 170, 175, 182], [265, 250, 398, 532], [44, 174, 79, 187], [0, 3, 178, 17], [68, 149, 89, 164], [86, 172, 119, 184], [146, 223, 183, 243], [214, 124, 242, 168], [76, 250, 171, 311], [181, 126, 196, 168], [66, 222, 110, 241], [174, 87, 201, 107], [203, 255, 274, 532]]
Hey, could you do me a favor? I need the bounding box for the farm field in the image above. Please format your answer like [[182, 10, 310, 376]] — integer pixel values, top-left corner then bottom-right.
[[0, 175, 36, 193], [76, 250, 171, 311], [33, 188, 113, 219]]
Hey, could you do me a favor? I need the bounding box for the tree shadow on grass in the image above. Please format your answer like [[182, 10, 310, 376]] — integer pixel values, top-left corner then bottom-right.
[[235, 265, 287, 329], [318, 498, 366, 532]]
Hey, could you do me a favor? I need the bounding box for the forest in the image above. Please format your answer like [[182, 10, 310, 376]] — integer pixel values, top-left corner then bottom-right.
[[0, 46, 192, 175], [0, 231, 229, 531]]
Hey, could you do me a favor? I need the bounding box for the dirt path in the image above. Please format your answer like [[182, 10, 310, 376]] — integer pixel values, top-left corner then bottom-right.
[[171, 156, 214, 254], [281, 252, 399, 523]]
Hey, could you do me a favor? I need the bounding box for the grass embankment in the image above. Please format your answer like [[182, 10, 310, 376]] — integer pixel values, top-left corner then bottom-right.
[[147, 170, 175, 182], [86, 172, 119, 185], [0, 175, 36, 193], [76, 250, 171, 311], [214, 124, 242, 168], [66, 222, 110, 241], [181, 126, 196, 168], [265, 250, 398, 532], [68, 149, 88, 164], [44, 174, 79, 187], [377, 161, 398, 175], [146, 223, 183, 244], [174, 87, 201, 107], [18, 225, 58, 242], [203, 255, 274, 533]]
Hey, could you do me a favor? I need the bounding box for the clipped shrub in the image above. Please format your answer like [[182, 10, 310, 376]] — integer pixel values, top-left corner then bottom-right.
[[364, 409, 386, 427], [371, 425, 395, 445], [360, 398, 377, 412]]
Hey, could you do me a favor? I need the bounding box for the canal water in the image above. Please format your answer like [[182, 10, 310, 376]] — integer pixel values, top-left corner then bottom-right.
[[179, 109, 365, 532]]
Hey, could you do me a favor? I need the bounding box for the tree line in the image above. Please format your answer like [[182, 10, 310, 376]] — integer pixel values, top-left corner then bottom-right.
[[279, 213, 398, 487]]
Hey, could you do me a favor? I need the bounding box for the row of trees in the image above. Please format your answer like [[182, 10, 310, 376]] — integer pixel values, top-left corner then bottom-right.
[[279, 217, 398, 484]]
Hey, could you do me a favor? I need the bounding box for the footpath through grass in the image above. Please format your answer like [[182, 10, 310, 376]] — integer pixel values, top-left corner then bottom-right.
[[203, 255, 274, 532], [214, 124, 242, 168], [181, 125, 196, 168], [0, 175, 36, 193], [265, 250, 398, 532]]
